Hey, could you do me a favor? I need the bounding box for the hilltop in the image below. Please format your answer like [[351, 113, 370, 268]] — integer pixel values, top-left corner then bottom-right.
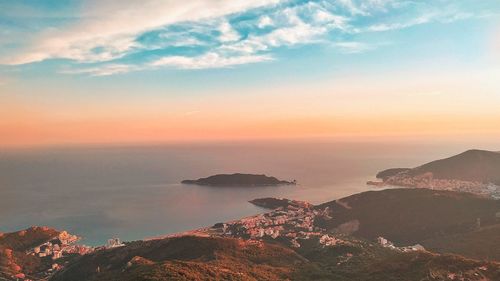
[[182, 173, 296, 187], [409, 150, 500, 184]]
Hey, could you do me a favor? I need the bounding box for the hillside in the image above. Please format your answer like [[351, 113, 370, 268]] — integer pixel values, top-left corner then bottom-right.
[[51, 236, 305, 281], [315, 188, 500, 260], [0, 227, 61, 280], [422, 224, 500, 261], [293, 238, 500, 281], [50, 235, 500, 281], [182, 173, 296, 186], [377, 149, 500, 184]]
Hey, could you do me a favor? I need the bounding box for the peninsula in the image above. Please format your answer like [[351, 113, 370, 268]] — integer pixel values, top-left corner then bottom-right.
[[368, 149, 500, 199], [182, 173, 296, 187], [249, 198, 311, 210]]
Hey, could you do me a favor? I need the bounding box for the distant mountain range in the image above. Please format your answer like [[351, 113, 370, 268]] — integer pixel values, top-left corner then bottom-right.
[[182, 173, 296, 187]]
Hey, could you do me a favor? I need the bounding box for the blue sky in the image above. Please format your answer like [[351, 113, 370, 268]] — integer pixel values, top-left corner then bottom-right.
[[1, 0, 498, 76], [0, 0, 500, 146]]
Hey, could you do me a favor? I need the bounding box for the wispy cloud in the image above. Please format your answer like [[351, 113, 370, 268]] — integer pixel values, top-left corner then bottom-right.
[[2, 0, 281, 65], [0, 0, 491, 75], [61, 64, 138, 76], [149, 52, 272, 70], [332, 42, 374, 54]]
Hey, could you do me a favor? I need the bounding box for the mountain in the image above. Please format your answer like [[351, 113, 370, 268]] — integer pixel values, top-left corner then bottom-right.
[[377, 149, 500, 184], [315, 188, 500, 260], [182, 173, 296, 186]]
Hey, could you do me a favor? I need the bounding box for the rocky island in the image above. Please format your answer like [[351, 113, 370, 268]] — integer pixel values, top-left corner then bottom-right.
[[368, 149, 500, 199], [182, 173, 296, 187]]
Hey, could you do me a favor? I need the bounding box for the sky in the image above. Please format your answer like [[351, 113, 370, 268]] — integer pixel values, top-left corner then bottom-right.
[[0, 0, 499, 147]]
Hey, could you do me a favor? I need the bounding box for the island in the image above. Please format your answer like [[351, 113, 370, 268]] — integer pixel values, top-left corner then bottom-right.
[[368, 149, 500, 199], [181, 173, 296, 186]]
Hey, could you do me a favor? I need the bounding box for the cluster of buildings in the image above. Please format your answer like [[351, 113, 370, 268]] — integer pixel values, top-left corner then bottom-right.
[[105, 237, 125, 248], [208, 200, 342, 248], [377, 236, 425, 252], [28, 231, 92, 260], [384, 172, 500, 199]]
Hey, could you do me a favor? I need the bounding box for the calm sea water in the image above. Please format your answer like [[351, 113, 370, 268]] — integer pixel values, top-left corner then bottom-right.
[[0, 140, 495, 245]]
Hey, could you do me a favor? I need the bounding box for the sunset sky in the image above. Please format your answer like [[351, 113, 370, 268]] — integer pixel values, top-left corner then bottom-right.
[[1, 0, 499, 147]]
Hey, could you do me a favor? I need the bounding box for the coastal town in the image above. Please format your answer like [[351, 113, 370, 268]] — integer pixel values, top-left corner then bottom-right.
[[369, 172, 500, 200], [150, 197, 436, 254], [204, 199, 342, 248], [8, 231, 126, 280]]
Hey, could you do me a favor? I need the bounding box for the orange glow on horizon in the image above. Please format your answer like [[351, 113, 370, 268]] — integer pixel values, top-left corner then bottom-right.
[[2, 110, 500, 148]]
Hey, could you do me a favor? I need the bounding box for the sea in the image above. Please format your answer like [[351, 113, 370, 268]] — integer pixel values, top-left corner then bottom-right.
[[0, 140, 496, 245]]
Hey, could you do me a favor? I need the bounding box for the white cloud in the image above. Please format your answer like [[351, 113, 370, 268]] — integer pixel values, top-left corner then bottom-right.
[[338, 0, 399, 16], [257, 16, 274, 28], [149, 52, 272, 69], [2, 0, 485, 75], [61, 64, 137, 76], [2, 0, 281, 65], [333, 42, 373, 54], [337, 0, 368, 16], [218, 21, 240, 42], [222, 23, 326, 54], [222, 8, 347, 55]]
